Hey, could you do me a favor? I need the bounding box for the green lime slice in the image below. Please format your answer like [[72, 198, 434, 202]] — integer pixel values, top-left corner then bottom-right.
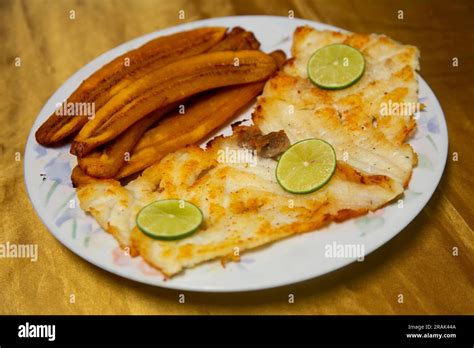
[[136, 199, 203, 241], [276, 139, 337, 194], [308, 44, 365, 89]]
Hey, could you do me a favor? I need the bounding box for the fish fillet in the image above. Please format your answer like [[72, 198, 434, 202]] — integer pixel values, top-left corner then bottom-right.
[[284, 26, 420, 145], [254, 27, 419, 187], [78, 127, 403, 276]]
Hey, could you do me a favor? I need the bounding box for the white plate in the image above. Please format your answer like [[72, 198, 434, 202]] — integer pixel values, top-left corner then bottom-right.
[[24, 16, 448, 292]]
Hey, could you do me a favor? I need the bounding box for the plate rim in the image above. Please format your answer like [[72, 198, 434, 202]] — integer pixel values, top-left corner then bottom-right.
[[24, 15, 449, 292]]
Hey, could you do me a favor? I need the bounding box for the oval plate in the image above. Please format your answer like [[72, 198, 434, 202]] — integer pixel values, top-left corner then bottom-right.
[[24, 16, 448, 292]]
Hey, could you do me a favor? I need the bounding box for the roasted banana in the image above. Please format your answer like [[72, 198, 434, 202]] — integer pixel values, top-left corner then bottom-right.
[[209, 27, 260, 52], [116, 50, 286, 178], [35, 27, 227, 145], [77, 105, 175, 178], [71, 50, 277, 157], [77, 28, 262, 178]]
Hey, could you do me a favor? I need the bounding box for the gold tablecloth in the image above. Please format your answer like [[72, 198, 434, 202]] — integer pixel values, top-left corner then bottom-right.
[[1, 0, 472, 314]]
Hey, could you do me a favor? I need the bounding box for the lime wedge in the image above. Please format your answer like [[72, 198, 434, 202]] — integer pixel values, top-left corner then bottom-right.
[[136, 199, 203, 240], [276, 139, 336, 194], [308, 44, 365, 89]]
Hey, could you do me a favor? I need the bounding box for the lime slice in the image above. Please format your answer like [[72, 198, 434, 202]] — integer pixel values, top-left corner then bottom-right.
[[276, 139, 336, 194], [308, 44, 365, 89], [136, 199, 203, 241]]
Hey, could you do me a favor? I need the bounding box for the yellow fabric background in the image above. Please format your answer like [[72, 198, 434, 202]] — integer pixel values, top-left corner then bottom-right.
[[0, 0, 472, 314]]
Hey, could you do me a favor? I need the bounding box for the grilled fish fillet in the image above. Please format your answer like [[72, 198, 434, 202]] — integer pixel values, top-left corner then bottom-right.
[[77, 27, 419, 277], [285, 26, 420, 145], [254, 27, 419, 187], [78, 126, 403, 276]]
